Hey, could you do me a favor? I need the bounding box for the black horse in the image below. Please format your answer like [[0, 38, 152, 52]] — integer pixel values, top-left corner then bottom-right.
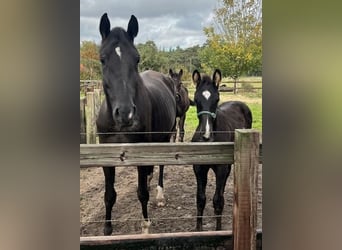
[[191, 69, 252, 231], [96, 13, 176, 235], [169, 69, 193, 142]]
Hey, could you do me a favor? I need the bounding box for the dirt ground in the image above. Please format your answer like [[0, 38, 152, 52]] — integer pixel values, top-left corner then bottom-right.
[[80, 163, 262, 236]]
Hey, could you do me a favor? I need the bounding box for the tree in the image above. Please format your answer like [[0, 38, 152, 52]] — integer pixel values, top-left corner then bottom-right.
[[80, 41, 102, 80], [200, 0, 262, 90], [136, 41, 163, 71], [136, 41, 203, 82]]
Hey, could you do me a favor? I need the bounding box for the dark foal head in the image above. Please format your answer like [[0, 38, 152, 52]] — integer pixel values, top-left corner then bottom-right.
[[99, 13, 140, 129], [169, 69, 183, 102], [192, 69, 222, 141]]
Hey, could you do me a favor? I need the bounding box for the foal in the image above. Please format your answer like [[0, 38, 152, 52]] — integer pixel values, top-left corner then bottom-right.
[[191, 69, 252, 231], [169, 69, 192, 142]]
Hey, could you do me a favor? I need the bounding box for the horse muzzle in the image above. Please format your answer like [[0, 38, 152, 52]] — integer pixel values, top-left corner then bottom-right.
[[113, 105, 136, 127], [201, 133, 214, 142]]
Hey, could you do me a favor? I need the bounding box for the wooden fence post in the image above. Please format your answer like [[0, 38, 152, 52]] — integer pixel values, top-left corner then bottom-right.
[[80, 97, 86, 144], [233, 129, 259, 250], [86, 92, 96, 144], [94, 89, 101, 116], [93, 88, 102, 143]]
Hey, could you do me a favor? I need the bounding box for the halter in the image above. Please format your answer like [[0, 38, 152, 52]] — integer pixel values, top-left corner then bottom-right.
[[197, 110, 217, 119]]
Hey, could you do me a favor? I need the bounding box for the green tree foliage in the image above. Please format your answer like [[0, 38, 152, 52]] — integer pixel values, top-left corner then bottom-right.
[[200, 0, 262, 78], [136, 41, 163, 71], [80, 41, 102, 80], [136, 41, 203, 81], [79, 39, 204, 81]]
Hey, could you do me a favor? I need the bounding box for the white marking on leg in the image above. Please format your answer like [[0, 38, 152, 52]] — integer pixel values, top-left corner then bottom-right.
[[203, 117, 210, 139], [202, 90, 211, 100], [115, 46, 121, 59], [147, 172, 153, 191], [156, 185, 165, 207], [141, 219, 151, 234]]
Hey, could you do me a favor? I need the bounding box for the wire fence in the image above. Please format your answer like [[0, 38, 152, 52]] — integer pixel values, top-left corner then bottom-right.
[[81, 214, 231, 225]]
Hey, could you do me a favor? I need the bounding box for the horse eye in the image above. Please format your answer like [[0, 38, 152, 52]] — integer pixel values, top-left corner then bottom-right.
[[136, 55, 140, 64], [100, 57, 105, 65]]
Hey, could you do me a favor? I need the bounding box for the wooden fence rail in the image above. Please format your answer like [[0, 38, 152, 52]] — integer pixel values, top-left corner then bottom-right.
[[80, 230, 263, 250], [80, 80, 262, 93], [80, 129, 262, 250], [80, 142, 262, 167]]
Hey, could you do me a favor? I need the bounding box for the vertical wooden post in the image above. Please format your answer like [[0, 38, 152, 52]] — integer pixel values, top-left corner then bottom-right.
[[233, 129, 259, 250], [80, 97, 86, 144], [93, 89, 102, 144], [86, 92, 96, 144], [94, 89, 101, 117]]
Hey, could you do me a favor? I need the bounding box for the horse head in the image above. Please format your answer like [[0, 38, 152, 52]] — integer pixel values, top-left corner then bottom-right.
[[169, 68, 184, 102], [192, 69, 221, 141], [99, 13, 141, 130]]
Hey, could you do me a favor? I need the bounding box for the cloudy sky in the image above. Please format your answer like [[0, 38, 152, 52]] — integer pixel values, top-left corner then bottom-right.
[[80, 0, 219, 49]]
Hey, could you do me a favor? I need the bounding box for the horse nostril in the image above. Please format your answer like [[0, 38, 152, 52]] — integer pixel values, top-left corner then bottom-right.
[[114, 107, 120, 117], [113, 105, 135, 125]]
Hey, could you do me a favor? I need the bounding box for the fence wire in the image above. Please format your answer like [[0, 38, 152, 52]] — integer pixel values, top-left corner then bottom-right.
[[80, 214, 231, 224], [80, 130, 238, 136]]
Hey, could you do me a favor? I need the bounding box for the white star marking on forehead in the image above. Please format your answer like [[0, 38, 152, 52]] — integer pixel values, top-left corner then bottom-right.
[[202, 90, 211, 100], [115, 46, 121, 59]]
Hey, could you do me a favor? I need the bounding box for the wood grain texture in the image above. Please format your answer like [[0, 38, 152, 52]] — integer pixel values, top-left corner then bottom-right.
[[233, 129, 259, 250]]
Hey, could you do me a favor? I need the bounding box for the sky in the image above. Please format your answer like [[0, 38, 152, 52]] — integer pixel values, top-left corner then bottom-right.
[[80, 0, 219, 49]]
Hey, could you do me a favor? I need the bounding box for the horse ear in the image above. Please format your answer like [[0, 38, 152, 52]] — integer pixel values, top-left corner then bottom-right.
[[213, 69, 222, 88], [179, 69, 183, 78], [169, 69, 173, 76], [127, 15, 139, 42], [99, 13, 111, 40], [192, 70, 201, 87]]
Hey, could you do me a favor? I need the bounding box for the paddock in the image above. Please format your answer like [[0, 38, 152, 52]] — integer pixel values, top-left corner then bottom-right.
[[80, 78, 262, 248], [80, 130, 262, 249]]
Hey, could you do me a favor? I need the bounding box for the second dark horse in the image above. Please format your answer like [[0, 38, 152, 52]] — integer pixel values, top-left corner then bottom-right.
[[169, 68, 193, 142], [96, 13, 176, 235]]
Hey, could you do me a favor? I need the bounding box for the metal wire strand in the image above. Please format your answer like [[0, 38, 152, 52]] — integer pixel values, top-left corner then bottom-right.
[[80, 214, 231, 224]]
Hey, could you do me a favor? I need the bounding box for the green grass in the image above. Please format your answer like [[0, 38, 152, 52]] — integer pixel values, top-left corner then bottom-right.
[[248, 103, 262, 130], [183, 106, 199, 141]]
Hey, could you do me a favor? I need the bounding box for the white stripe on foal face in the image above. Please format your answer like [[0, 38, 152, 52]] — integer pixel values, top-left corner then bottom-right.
[[203, 117, 210, 139], [115, 46, 121, 59], [202, 90, 211, 100]]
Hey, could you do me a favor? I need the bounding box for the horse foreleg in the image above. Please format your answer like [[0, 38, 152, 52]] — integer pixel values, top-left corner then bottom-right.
[[137, 166, 153, 233], [179, 114, 186, 142], [146, 167, 153, 191], [156, 165, 165, 207], [213, 165, 231, 230], [193, 165, 209, 231], [102, 167, 116, 235], [170, 118, 179, 142]]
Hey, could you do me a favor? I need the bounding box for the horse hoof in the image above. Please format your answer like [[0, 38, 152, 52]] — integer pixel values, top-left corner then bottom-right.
[[141, 220, 151, 234], [104, 226, 113, 236], [156, 186, 165, 207], [157, 200, 165, 207]]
